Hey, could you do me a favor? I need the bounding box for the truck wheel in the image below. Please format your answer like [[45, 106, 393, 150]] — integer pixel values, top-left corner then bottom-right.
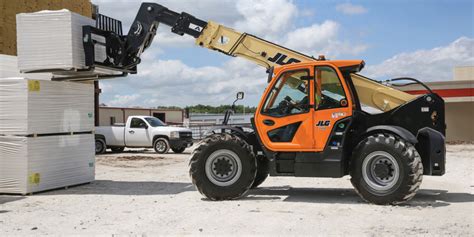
[[154, 138, 170, 154], [172, 147, 186, 153], [95, 139, 106, 154], [111, 147, 125, 153], [350, 133, 423, 205], [251, 155, 270, 188], [189, 133, 257, 200]]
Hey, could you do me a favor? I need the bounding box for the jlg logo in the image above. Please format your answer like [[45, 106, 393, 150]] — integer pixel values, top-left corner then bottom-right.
[[268, 53, 301, 65], [316, 120, 330, 127]]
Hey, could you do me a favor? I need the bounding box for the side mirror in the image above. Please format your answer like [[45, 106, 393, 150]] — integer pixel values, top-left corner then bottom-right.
[[236, 91, 244, 100], [267, 66, 274, 83]]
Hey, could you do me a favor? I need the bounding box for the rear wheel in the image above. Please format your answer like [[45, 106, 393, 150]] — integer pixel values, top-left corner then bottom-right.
[[350, 133, 423, 205], [154, 138, 170, 154], [189, 133, 257, 200], [95, 139, 106, 154], [110, 147, 125, 153], [251, 155, 270, 188], [172, 147, 186, 153]]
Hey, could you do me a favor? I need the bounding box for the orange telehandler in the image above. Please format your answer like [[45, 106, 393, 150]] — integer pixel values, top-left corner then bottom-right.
[[82, 3, 446, 204]]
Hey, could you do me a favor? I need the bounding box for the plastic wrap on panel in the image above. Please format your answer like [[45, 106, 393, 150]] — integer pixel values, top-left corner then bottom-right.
[[0, 78, 94, 135], [0, 134, 95, 194], [16, 10, 106, 73], [0, 136, 28, 194]]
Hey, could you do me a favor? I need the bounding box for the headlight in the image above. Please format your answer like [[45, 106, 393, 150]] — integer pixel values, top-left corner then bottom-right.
[[170, 131, 179, 139]]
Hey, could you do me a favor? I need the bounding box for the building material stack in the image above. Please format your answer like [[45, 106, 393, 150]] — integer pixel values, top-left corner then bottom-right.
[[0, 0, 98, 194], [0, 0, 94, 56], [0, 79, 95, 194], [16, 9, 112, 78]]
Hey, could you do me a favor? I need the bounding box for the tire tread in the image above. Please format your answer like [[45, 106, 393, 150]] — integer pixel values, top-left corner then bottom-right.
[[189, 133, 256, 200], [351, 133, 423, 205]]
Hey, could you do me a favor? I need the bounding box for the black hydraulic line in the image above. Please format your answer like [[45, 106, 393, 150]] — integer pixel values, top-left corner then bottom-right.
[[383, 77, 434, 94], [390, 82, 420, 87]]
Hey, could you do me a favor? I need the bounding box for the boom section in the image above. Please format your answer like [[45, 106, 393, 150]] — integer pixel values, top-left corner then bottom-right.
[[195, 21, 315, 68]]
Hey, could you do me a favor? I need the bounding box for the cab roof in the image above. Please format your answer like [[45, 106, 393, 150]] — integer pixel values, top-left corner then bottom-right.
[[274, 60, 365, 74]]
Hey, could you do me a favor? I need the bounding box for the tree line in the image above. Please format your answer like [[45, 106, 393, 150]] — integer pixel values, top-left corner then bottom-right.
[[157, 105, 257, 114]]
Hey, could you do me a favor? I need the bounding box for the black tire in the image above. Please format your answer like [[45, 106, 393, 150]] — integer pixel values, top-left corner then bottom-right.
[[189, 133, 257, 200], [350, 133, 423, 205], [153, 138, 170, 154], [251, 155, 270, 188], [95, 139, 106, 154], [172, 147, 186, 153], [110, 147, 125, 153]]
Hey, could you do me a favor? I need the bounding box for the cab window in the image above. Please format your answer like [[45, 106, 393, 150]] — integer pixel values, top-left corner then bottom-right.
[[315, 66, 347, 110], [130, 118, 148, 128], [262, 70, 310, 117]]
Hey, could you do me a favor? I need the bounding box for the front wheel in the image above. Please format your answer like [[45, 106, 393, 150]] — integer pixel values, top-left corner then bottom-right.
[[351, 133, 423, 205], [154, 138, 170, 154], [189, 133, 257, 200]]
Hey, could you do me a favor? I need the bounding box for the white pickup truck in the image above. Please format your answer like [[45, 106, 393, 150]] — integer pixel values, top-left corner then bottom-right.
[[94, 116, 193, 154]]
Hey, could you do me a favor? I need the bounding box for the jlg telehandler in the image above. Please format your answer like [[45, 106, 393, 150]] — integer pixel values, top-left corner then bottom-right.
[[81, 3, 446, 204]]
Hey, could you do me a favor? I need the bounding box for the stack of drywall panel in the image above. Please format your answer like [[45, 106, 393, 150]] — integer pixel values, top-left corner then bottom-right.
[[0, 54, 52, 79], [0, 0, 94, 56], [16, 10, 114, 78], [0, 134, 95, 194], [0, 79, 94, 135], [0, 78, 95, 194], [16, 10, 96, 73]]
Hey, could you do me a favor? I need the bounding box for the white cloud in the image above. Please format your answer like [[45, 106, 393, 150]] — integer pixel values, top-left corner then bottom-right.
[[100, 57, 267, 107], [107, 94, 141, 107], [336, 3, 368, 15], [234, 0, 297, 40], [284, 21, 368, 58], [364, 37, 474, 81]]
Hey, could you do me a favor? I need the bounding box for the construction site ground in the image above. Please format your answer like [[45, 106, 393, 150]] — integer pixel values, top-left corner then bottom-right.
[[1, 144, 473, 235]]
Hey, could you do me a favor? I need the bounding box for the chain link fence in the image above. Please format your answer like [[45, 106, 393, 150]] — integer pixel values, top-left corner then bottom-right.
[[171, 122, 252, 140]]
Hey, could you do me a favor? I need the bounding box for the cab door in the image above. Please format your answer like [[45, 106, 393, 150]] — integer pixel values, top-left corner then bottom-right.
[[254, 67, 316, 152], [125, 117, 152, 147], [313, 65, 353, 151]]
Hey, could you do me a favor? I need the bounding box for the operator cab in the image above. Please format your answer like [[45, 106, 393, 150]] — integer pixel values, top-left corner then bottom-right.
[[255, 60, 360, 152]]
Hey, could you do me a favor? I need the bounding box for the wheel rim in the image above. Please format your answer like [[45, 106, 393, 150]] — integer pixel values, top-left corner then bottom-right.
[[155, 140, 167, 152], [95, 141, 104, 153], [362, 151, 400, 192], [205, 149, 242, 187]]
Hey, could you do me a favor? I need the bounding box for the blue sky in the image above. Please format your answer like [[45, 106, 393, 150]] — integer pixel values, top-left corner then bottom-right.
[[94, 0, 473, 107]]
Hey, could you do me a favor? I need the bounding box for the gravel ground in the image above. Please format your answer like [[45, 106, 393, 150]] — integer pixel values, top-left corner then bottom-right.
[[0, 145, 473, 236]]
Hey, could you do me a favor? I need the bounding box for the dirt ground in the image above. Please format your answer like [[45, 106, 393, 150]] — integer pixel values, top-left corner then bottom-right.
[[1, 145, 473, 236]]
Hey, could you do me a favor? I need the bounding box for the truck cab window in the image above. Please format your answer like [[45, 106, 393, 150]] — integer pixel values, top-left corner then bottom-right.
[[315, 66, 347, 110], [145, 117, 166, 127], [262, 70, 310, 117], [130, 118, 147, 128]]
